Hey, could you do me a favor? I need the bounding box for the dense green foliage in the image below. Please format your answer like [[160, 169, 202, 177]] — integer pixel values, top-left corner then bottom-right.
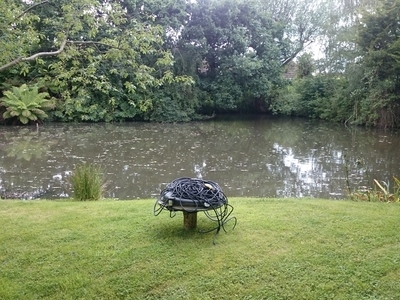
[[351, 0, 400, 127], [176, 0, 283, 113], [1, 0, 400, 126], [272, 0, 400, 128], [0, 0, 193, 122]]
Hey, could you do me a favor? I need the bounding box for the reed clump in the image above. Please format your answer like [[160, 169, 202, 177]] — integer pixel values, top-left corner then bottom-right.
[[350, 177, 400, 202], [69, 163, 105, 201], [344, 155, 400, 202]]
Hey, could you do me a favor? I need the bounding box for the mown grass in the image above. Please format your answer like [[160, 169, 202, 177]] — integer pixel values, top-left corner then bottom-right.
[[0, 198, 399, 300]]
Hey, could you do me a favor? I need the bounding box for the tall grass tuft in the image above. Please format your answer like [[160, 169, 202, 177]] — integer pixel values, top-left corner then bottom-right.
[[69, 163, 105, 201], [371, 177, 400, 202]]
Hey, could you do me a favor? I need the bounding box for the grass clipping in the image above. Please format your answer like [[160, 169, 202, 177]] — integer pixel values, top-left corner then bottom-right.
[[69, 163, 105, 201]]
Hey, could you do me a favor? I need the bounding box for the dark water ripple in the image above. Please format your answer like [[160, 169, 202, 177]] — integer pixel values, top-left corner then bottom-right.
[[1, 117, 399, 200]]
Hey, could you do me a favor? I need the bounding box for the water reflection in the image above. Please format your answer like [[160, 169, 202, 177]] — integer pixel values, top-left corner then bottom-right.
[[3, 128, 52, 161], [0, 117, 399, 199]]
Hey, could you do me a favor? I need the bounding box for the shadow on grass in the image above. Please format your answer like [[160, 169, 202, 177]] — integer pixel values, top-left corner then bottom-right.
[[150, 213, 236, 246]]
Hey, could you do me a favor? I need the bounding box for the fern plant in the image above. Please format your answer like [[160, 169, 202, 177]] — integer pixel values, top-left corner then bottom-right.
[[0, 84, 54, 124]]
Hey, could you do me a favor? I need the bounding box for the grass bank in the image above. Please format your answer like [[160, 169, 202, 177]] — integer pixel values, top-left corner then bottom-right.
[[0, 198, 399, 299]]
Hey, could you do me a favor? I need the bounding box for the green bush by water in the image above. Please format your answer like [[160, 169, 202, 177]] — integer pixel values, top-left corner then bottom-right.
[[69, 163, 105, 201], [0, 84, 54, 125]]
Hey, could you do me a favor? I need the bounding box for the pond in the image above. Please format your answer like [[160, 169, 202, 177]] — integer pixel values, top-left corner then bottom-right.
[[1, 116, 399, 200]]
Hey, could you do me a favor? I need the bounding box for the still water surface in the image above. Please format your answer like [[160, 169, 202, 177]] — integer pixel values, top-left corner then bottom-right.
[[1, 117, 399, 199]]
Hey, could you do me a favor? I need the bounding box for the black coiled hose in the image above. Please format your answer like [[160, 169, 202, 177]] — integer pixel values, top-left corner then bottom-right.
[[154, 177, 237, 244], [155, 177, 228, 212]]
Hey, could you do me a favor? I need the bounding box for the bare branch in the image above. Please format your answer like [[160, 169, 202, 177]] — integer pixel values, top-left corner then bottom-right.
[[15, 0, 50, 20], [0, 39, 67, 72], [281, 40, 313, 66], [0, 39, 123, 72]]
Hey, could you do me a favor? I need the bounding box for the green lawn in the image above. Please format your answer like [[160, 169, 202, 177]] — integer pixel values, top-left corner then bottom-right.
[[0, 198, 399, 299]]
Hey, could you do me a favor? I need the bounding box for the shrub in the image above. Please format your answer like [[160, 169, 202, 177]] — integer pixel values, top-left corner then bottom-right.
[[0, 84, 54, 125], [69, 163, 105, 201]]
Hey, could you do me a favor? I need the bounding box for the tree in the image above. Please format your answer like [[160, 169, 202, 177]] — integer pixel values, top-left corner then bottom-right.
[[317, 0, 378, 73], [350, 0, 400, 127], [286, 0, 400, 128], [296, 53, 315, 78], [0, 0, 192, 122], [174, 0, 284, 113], [269, 0, 330, 67]]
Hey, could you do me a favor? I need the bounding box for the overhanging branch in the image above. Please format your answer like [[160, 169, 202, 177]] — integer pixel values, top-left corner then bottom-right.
[[0, 39, 123, 72], [15, 0, 50, 21], [281, 40, 313, 66], [0, 39, 67, 72]]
